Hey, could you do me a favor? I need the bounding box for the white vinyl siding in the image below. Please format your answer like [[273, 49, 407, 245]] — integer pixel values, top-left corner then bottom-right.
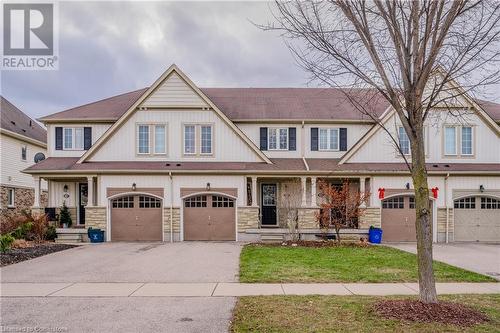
[[184, 125, 196, 154], [319, 128, 339, 151], [398, 127, 410, 155], [201, 125, 213, 155], [444, 126, 457, 155], [268, 128, 288, 150], [63, 127, 84, 151], [154, 125, 166, 154], [461, 126, 473, 155], [137, 125, 150, 154]]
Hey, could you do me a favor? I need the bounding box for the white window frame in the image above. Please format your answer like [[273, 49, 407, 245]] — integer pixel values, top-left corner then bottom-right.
[[318, 128, 340, 151], [200, 125, 213, 155], [397, 126, 411, 155], [21, 145, 27, 161], [460, 126, 473, 156], [137, 124, 151, 155], [7, 188, 15, 207], [444, 125, 458, 156], [268, 127, 288, 151], [62, 127, 84, 151], [183, 124, 197, 155], [153, 124, 167, 155]]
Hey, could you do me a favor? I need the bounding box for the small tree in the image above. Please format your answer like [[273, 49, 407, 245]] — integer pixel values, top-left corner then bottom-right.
[[59, 202, 72, 228], [280, 180, 302, 242], [316, 180, 369, 242]]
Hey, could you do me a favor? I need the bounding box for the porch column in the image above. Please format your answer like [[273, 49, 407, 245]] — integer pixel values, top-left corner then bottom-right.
[[87, 176, 94, 207], [310, 177, 317, 207], [33, 176, 41, 207], [251, 176, 258, 207], [301, 177, 307, 207], [359, 177, 366, 207]]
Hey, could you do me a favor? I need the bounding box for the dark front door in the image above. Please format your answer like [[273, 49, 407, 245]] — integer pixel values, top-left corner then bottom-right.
[[78, 183, 88, 225], [261, 184, 277, 226]]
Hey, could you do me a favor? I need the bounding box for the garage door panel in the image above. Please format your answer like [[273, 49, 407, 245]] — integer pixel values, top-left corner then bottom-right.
[[454, 196, 500, 242]]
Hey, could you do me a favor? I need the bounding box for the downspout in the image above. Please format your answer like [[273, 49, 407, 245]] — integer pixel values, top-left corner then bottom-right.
[[445, 173, 449, 243], [169, 171, 173, 243]]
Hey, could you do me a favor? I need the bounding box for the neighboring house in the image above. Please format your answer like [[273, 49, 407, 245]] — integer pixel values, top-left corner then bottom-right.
[[24, 65, 500, 243], [1, 97, 47, 224]]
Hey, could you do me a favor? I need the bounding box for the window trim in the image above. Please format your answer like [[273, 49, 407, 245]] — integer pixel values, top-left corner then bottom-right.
[[21, 145, 27, 161], [318, 127, 340, 151], [136, 123, 168, 156], [444, 125, 458, 156], [460, 126, 474, 156], [183, 124, 197, 155], [268, 127, 289, 151], [136, 124, 151, 155], [397, 126, 411, 156], [182, 123, 215, 157], [62, 127, 85, 151], [7, 188, 15, 208], [200, 125, 213, 155], [443, 124, 475, 158], [153, 124, 167, 155]]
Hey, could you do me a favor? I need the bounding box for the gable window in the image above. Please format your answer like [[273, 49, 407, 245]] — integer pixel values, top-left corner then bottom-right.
[[184, 125, 196, 154], [21, 146, 27, 161], [268, 128, 288, 150], [444, 126, 457, 155], [319, 128, 339, 151], [154, 125, 166, 154], [183, 124, 214, 156], [137, 125, 150, 154], [398, 127, 410, 155], [461, 126, 473, 155], [7, 188, 15, 207], [201, 125, 213, 154], [63, 128, 84, 150]]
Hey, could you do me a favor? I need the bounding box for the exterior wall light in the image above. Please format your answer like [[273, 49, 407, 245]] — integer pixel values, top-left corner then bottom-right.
[[206, 182, 211, 191], [480, 185, 485, 192], [132, 183, 137, 191], [63, 185, 68, 193]]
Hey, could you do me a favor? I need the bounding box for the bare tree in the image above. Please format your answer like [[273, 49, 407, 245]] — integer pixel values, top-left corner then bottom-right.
[[263, 0, 500, 303], [280, 179, 303, 242]]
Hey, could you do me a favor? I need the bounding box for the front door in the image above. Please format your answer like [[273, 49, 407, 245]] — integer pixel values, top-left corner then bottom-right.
[[261, 184, 277, 226], [78, 183, 88, 225]]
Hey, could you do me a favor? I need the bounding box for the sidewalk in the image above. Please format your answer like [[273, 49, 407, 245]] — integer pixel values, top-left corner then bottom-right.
[[2, 282, 499, 297]]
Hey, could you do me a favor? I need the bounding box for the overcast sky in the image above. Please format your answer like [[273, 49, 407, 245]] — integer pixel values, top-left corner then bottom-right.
[[2, 1, 499, 121]]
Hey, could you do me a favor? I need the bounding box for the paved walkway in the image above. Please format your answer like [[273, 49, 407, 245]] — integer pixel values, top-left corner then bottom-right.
[[2, 282, 499, 297]]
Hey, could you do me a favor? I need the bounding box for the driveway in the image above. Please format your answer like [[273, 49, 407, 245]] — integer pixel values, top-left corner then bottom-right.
[[1, 242, 241, 333], [388, 243, 500, 280], [1, 242, 242, 282]]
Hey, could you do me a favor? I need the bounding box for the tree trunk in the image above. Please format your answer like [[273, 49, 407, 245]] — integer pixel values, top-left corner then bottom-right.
[[411, 129, 438, 303]]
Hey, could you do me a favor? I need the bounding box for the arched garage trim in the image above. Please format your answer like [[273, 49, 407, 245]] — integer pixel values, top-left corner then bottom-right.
[[453, 194, 500, 202], [106, 192, 164, 242], [381, 193, 437, 243], [180, 191, 238, 242]]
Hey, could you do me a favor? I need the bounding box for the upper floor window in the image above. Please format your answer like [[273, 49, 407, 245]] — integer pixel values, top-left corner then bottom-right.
[[461, 126, 473, 155], [444, 126, 457, 155], [21, 145, 27, 161], [154, 125, 166, 154], [319, 128, 339, 151], [398, 127, 410, 155], [183, 124, 213, 156], [137, 125, 150, 154], [444, 125, 473, 157], [137, 124, 167, 155], [63, 127, 84, 150], [268, 128, 288, 150]]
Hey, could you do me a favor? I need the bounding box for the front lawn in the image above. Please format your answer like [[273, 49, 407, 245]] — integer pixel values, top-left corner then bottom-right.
[[231, 294, 500, 333], [239, 244, 494, 283]]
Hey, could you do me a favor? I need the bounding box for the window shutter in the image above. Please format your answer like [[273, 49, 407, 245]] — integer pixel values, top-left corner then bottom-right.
[[55, 127, 63, 150], [288, 127, 296, 151], [311, 128, 318, 151], [339, 128, 348, 151], [260, 127, 268, 150], [84, 127, 92, 150]]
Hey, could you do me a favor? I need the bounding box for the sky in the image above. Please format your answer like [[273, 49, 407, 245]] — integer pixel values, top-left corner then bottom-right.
[[2, 1, 499, 121]]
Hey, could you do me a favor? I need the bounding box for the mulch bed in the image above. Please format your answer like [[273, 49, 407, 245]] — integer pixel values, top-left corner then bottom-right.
[[252, 240, 370, 248], [0, 243, 78, 267], [374, 299, 490, 327]]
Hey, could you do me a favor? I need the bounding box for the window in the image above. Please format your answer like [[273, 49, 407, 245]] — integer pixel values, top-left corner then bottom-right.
[[398, 127, 410, 155], [7, 188, 15, 207], [184, 125, 196, 154], [444, 126, 457, 155], [62, 128, 84, 150], [112, 196, 134, 208], [154, 125, 166, 154], [184, 195, 207, 208], [21, 146, 27, 161], [319, 128, 339, 151], [212, 196, 234, 208], [481, 197, 500, 209], [409, 197, 415, 209], [201, 125, 212, 154], [268, 128, 288, 150], [137, 125, 150, 154], [454, 197, 475, 209], [461, 126, 473, 155], [139, 196, 161, 208], [382, 196, 404, 209]]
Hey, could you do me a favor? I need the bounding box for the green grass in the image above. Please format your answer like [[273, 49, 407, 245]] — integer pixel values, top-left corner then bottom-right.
[[231, 294, 500, 333], [239, 244, 495, 283]]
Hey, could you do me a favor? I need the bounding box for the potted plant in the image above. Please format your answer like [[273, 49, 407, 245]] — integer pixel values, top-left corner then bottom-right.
[[59, 202, 72, 228]]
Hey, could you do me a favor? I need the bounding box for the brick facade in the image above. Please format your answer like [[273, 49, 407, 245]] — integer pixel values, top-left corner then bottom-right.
[[85, 206, 107, 230], [163, 207, 180, 241], [237, 207, 259, 230], [358, 207, 381, 228], [0, 185, 47, 225]]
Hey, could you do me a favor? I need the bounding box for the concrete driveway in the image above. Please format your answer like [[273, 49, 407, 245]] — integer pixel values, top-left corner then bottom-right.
[[388, 243, 500, 280], [1, 242, 242, 282]]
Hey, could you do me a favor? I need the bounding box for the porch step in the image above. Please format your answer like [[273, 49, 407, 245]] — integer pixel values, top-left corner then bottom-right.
[[55, 228, 87, 243], [260, 233, 285, 243]]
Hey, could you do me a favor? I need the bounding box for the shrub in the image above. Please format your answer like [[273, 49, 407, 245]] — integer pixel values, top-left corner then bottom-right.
[[59, 202, 72, 227], [0, 234, 15, 253], [12, 222, 33, 240], [45, 225, 57, 241], [12, 239, 31, 249], [1, 215, 27, 235], [29, 212, 50, 243]]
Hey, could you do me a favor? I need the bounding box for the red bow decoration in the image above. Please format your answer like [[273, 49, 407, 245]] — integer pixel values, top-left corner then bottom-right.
[[431, 187, 439, 199], [378, 188, 385, 199]]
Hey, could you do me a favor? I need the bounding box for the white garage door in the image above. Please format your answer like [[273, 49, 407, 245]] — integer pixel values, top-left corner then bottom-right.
[[454, 196, 500, 242]]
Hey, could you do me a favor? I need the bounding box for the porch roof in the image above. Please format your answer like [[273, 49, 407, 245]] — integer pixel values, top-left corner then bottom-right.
[[23, 157, 500, 175]]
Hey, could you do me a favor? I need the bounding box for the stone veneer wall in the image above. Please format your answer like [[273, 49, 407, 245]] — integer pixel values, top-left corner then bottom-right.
[[297, 208, 320, 229], [437, 207, 454, 242], [358, 207, 381, 228], [85, 206, 107, 230], [163, 207, 180, 241], [237, 207, 259, 230], [0, 186, 48, 224]]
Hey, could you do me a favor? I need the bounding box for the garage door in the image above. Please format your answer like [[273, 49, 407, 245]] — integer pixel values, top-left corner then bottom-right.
[[454, 196, 500, 242], [183, 194, 235, 241], [111, 195, 162, 241], [381, 196, 416, 242]]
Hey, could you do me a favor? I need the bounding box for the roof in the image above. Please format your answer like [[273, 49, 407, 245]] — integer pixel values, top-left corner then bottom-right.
[[24, 157, 500, 174], [476, 99, 500, 122], [1, 96, 46, 143]]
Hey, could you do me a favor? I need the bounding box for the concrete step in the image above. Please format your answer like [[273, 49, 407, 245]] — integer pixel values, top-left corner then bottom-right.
[[260, 234, 284, 243]]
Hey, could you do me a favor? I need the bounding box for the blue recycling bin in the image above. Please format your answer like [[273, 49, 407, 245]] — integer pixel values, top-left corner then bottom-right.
[[368, 227, 383, 244], [88, 228, 104, 243]]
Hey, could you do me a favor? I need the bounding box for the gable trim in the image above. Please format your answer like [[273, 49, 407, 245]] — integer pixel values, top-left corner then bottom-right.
[[77, 64, 272, 164]]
